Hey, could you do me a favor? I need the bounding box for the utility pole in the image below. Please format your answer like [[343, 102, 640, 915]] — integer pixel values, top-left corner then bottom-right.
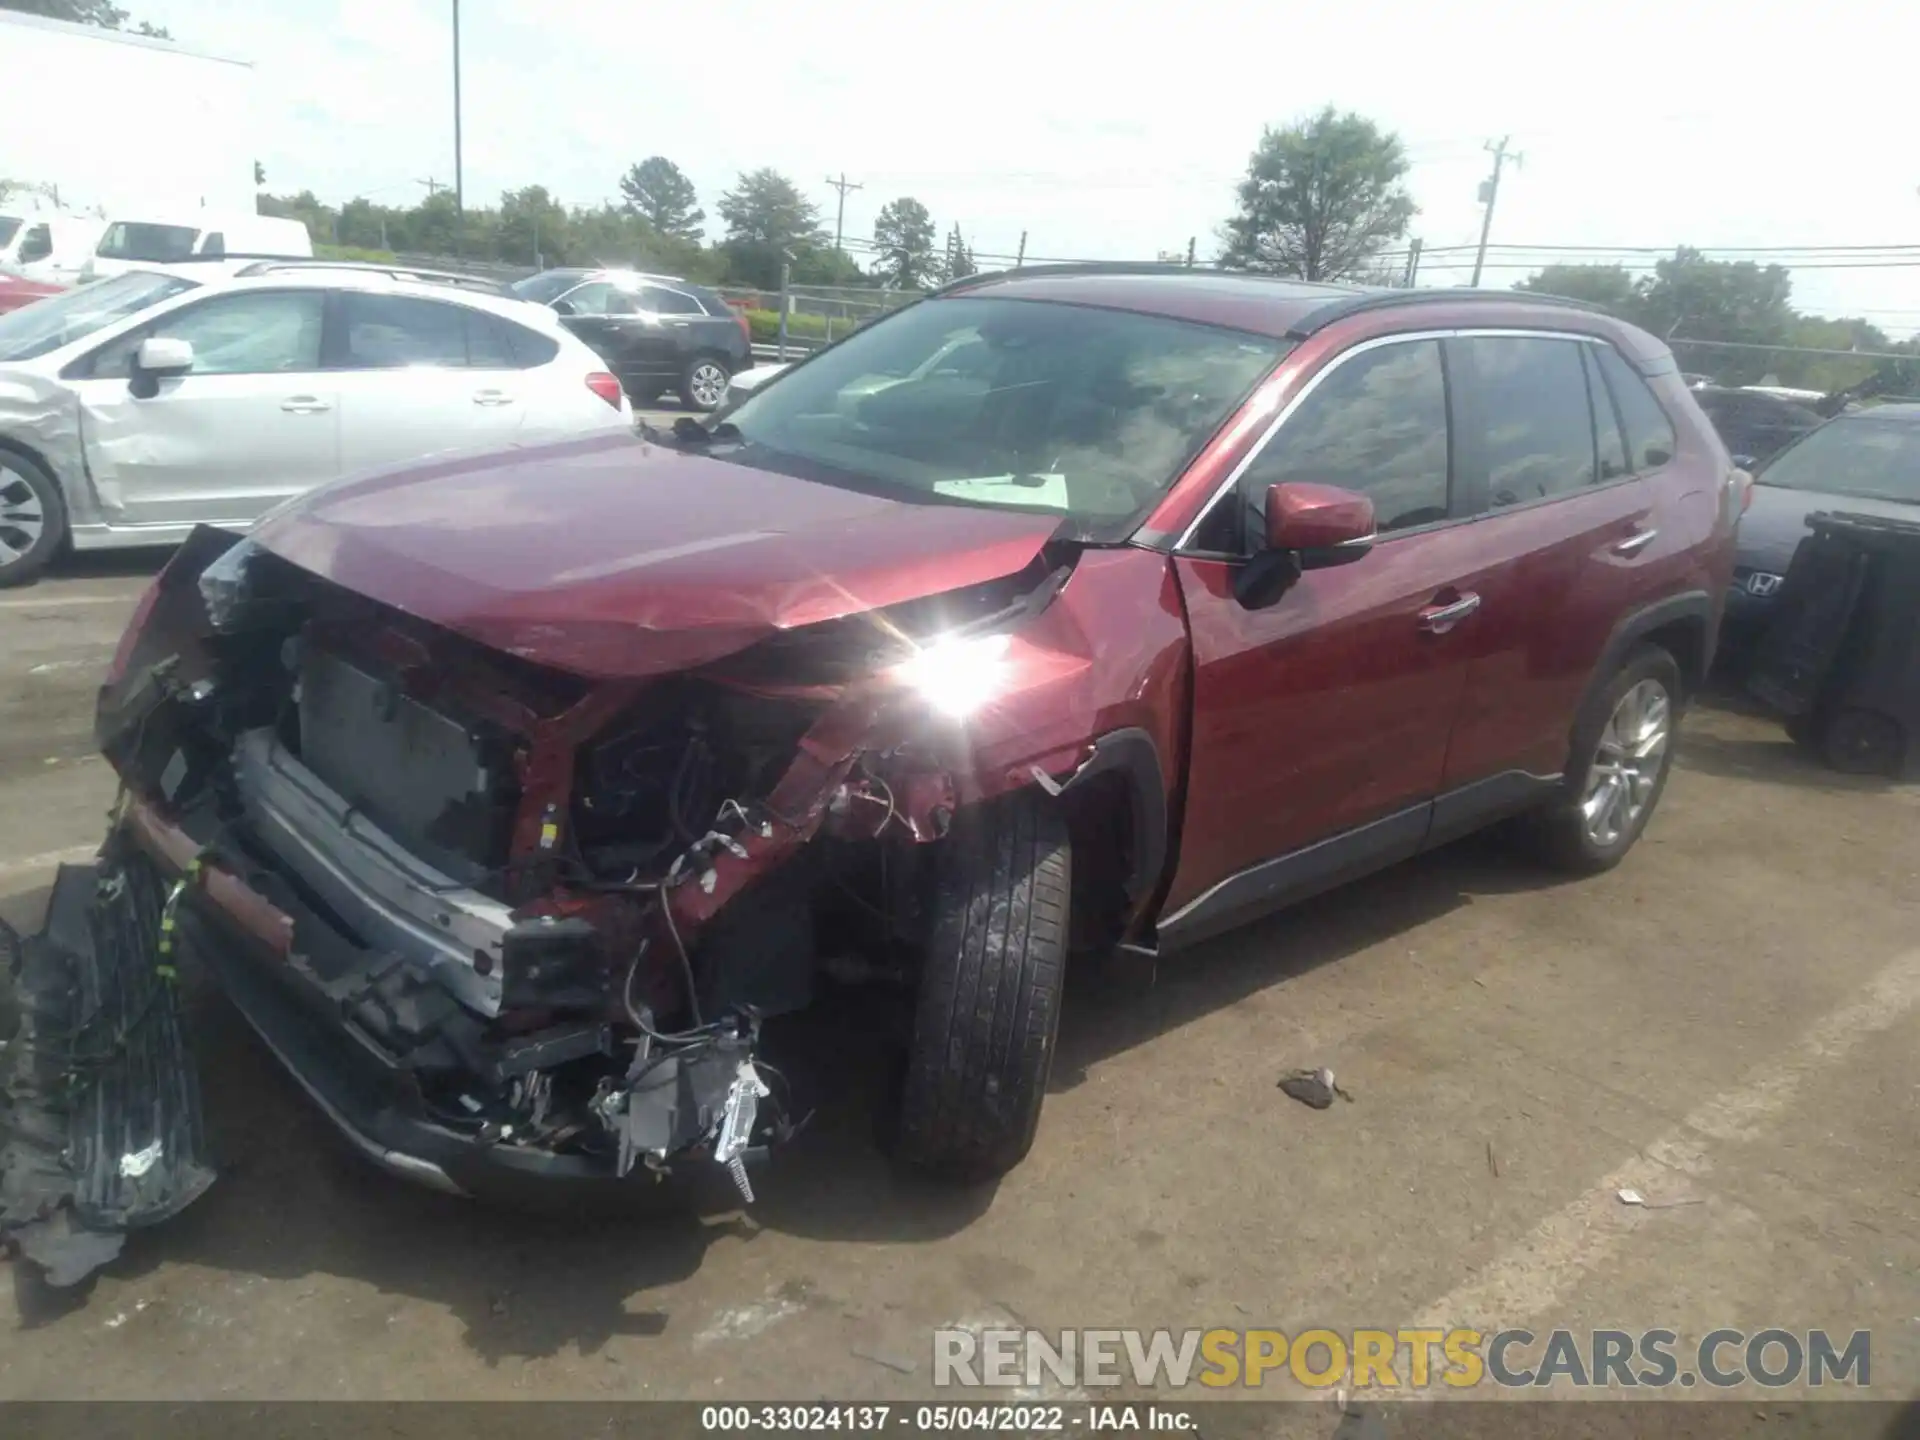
[[451, 0, 464, 256], [1469, 137, 1520, 287], [1185, 236, 1196, 268], [1015, 231, 1027, 267], [1404, 237, 1423, 287], [417, 177, 444, 198], [824, 173, 862, 256]]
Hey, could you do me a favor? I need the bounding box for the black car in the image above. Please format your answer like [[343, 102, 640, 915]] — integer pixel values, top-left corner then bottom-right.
[[509, 268, 752, 410], [1726, 404, 1920, 637], [1691, 385, 1824, 468]]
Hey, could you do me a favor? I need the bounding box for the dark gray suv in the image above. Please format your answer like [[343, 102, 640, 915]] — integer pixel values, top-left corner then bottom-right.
[[510, 268, 752, 410]]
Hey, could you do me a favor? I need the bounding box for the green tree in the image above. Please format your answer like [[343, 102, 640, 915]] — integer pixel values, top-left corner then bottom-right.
[[1515, 264, 1643, 320], [944, 224, 977, 282], [1, 0, 167, 36], [871, 196, 937, 288], [498, 185, 570, 266], [257, 189, 335, 246], [717, 168, 826, 288], [618, 156, 705, 242], [1220, 108, 1415, 281]]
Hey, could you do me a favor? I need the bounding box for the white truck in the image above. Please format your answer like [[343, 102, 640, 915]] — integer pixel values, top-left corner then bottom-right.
[[0, 10, 258, 280]]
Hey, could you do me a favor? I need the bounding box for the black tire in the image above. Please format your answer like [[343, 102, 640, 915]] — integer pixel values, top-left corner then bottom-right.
[[677, 354, 732, 412], [1823, 707, 1905, 777], [895, 790, 1071, 1183], [0, 450, 66, 589], [1534, 644, 1683, 874]]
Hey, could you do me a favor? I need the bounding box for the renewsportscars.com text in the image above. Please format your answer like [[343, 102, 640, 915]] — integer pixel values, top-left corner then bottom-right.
[[933, 1327, 1871, 1390]]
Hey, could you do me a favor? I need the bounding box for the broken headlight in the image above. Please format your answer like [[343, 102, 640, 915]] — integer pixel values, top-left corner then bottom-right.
[[888, 631, 1012, 718], [196, 535, 260, 632]]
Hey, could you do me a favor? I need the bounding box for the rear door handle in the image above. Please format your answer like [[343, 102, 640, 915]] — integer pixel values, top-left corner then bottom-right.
[[472, 389, 516, 407], [1418, 592, 1481, 634], [280, 395, 331, 413], [1612, 526, 1659, 556]]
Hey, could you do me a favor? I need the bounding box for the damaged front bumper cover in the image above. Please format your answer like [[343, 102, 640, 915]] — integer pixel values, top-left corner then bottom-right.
[[110, 796, 784, 1204]]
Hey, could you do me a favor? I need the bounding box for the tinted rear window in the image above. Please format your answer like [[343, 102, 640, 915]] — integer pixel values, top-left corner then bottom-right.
[[501, 320, 560, 368], [692, 288, 737, 318], [1467, 336, 1597, 505], [1595, 345, 1677, 470]]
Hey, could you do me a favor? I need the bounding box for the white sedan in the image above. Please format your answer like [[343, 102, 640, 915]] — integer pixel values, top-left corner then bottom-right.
[[0, 262, 634, 586]]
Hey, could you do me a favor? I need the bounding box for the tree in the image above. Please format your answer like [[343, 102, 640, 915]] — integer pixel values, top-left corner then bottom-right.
[[618, 156, 705, 242], [254, 161, 266, 188], [498, 185, 570, 266], [717, 168, 828, 289], [871, 196, 937, 288], [944, 224, 977, 282], [1219, 108, 1415, 281], [1, 0, 168, 36], [1516, 264, 1644, 320]]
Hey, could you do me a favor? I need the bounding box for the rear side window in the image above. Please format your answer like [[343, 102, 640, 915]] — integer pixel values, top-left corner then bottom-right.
[[341, 292, 506, 369], [1594, 345, 1676, 470], [500, 320, 560, 368], [1239, 337, 1452, 535], [694, 289, 737, 318], [641, 287, 704, 316], [18, 224, 51, 263], [1464, 336, 1595, 506], [1581, 346, 1630, 481]]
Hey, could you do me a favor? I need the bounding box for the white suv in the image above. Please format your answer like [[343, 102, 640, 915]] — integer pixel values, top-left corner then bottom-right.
[[0, 261, 634, 586]]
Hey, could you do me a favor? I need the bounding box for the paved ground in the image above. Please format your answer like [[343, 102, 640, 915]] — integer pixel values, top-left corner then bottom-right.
[[2, 532, 1917, 1411]]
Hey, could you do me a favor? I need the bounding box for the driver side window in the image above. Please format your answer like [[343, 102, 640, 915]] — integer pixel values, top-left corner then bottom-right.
[[1241, 339, 1451, 539], [83, 290, 325, 379]]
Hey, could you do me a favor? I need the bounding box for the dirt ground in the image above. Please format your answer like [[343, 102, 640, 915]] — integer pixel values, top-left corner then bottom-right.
[[2, 540, 1917, 1411]]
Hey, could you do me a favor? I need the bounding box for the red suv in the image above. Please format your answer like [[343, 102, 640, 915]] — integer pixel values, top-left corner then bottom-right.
[[97, 267, 1741, 1200]]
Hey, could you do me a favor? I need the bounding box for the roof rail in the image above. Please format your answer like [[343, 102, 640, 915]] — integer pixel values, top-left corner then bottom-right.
[[933, 260, 1363, 298], [1285, 285, 1609, 337], [232, 258, 511, 294]]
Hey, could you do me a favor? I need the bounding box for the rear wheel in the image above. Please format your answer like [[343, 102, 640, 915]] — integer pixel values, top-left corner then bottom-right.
[[0, 450, 65, 589], [1823, 707, 1905, 776], [1535, 645, 1682, 873], [678, 355, 731, 411], [895, 791, 1071, 1184]]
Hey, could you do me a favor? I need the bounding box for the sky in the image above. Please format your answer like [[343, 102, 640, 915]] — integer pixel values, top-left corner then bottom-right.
[[130, 0, 1920, 338]]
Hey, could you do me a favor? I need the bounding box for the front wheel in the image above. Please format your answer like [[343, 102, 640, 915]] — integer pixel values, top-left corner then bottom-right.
[[895, 791, 1071, 1184], [1534, 645, 1683, 873], [0, 451, 66, 589], [678, 355, 731, 412]]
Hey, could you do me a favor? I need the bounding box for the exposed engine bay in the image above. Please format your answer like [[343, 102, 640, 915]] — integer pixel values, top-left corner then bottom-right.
[[76, 523, 1110, 1209]]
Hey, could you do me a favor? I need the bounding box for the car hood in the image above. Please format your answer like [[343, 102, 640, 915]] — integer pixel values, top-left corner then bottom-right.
[[250, 432, 1065, 679], [1737, 482, 1920, 574]]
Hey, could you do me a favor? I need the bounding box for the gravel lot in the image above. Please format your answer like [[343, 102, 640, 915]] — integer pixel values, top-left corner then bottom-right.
[[2, 509, 1918, 1409]]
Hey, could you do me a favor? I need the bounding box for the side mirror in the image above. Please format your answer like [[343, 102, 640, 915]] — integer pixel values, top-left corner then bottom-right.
[[137, 336, 195, 375], [1265, 482, 1376, 568], [1731, 454, 1757, 471]]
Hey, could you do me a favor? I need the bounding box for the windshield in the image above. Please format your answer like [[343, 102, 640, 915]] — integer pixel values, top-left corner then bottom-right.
[[95, 222, 201, 261], [0, 218, 20, 248], [510, 271, 584, 304], [720, 296, 1285, 536], [0, 270, 197, 363], [1759, 416, 1920, 505]]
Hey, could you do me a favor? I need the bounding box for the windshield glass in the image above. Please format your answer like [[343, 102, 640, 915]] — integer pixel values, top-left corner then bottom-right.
[[95, 222, 201, 261], [1759, 416, 1920, 504], [510, 271, 584, 304], [0, 270, 196, 363], [720, 296, 1285, 535], [0, 218, 20, 248]]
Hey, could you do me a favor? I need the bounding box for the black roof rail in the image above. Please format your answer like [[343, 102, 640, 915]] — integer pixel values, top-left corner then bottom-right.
[[232, 258, 511, 294], [1285, 285, 1609, 338]]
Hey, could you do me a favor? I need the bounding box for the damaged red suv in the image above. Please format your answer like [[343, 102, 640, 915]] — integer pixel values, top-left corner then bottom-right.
[[96, 266, 1740, 1199]]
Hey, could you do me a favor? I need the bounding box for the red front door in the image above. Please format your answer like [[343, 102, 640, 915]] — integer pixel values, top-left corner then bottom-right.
[[1159, 335, 1482, 934]]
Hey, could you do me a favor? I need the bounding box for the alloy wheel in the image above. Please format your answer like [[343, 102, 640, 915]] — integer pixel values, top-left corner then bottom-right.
[[1581, 678, 1671, 849], [689, 362, 728, 408], [0, 465, 46, 569]]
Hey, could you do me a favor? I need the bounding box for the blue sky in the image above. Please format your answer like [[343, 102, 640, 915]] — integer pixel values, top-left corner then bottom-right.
[[145, 0, 1920, 335]]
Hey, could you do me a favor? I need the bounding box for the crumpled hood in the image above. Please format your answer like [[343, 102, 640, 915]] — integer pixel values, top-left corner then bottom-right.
[[251, 431, 1064, 678], [1737, 482, 1920, 574]]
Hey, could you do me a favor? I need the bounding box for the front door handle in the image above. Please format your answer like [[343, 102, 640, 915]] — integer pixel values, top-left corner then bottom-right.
[[1612, 526, 1659, 556], [472, 389, 516, 407], [280, 395, 331, 413], [1418, 591, 1481, 634]]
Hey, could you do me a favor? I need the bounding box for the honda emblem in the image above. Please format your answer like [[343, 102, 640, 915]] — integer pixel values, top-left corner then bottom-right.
[[1746, 572, 1784, 598]]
